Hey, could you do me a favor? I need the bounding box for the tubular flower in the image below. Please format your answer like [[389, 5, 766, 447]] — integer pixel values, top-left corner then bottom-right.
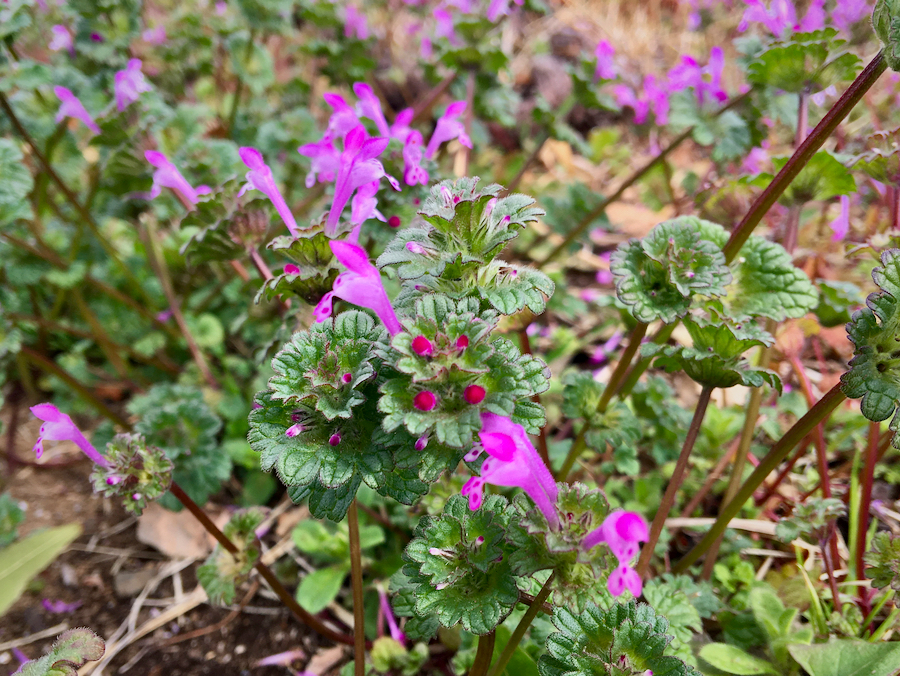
[[390, 108, 415, 144], [49, 25, 74, 54], [142, 26, 167, 44], [377, 586, 407, 646], [829, 194, 851, 242], [424, 101, 472, 159], [461, 413, 559, 529], [402, 131, 429, 186], [353, 82, 390, 138], [344, 4, 369, 39], [297, 134, 340, 188], [324, 93, 361, 139], [314, 240, 402, 335], [583, 511, 649, 597], [325, 126, 398, 235], [114, 59, 152, 111], [144, 150, 208, 205], [350, 179, 386, 226], [54, 86, 100, 135], [31, 403, 110, 467], [594, 40, 616, 81], [238, 147, 299, 237], [738, 0, 823, 36], [667, 47, 727, 105]]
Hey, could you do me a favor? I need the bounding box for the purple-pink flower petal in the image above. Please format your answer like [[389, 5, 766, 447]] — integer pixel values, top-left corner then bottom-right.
[[30, 403, 110, 467], [238, 147, 299, 237], [54, 86, 100, 135], [114, 59, 151, 111], [145, 150, 202, 205]]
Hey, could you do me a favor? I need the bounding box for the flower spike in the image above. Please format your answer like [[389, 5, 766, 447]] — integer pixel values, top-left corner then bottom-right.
[[30, 403, 110, 467], [425, 101, 471, 159], [314, 240, 402, 335], [583, 510, 649, 597], [238, 147, 300, 237], [461, 413, 558, 528], [53, 86, 100, 135]]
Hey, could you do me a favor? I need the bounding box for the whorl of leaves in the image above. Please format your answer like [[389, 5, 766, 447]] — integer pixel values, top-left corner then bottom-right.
[[197, 508, 265, 605]]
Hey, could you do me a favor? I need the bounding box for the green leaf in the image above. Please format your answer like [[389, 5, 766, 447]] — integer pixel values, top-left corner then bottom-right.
[[788, 639, 900, 676], [0, 524, 81, 616], [841, 249, 900, 439], [0, 138, 34, 225], [228, 34, 275, 95], [538, 601, 702, 676], [296, 564, 350, 614], [493, 624, 541, 676], [864, 531, 900, 591], [643, 579, 702, 665], [874, 0, 900, 71], [17, 628, 104, 676], [774, 151, 856, 206], [0, 492, 25, 548], [475, 263, 555, 315], [610, 217, 731, 323], [851, 128, 900, 184], [698, 644, 778, 675], [198, 508, 265, 605]]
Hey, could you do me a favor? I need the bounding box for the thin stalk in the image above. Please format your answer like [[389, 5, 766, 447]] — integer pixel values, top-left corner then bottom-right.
[[470, 631, 497, 676], [168, 482, 355, 646], [862, 590, 894, 632], [615, 323, 677, 400], [723, 51, 886, 262], [0, 92, 156, 309], [891, 185, 900, 231], [487, 572, 556, 676], [347, 499, 367, 676], [597, 322, 648, 412], [858, 421, 879, 598], [869, 606, 900, 642], [227, 29, 256, 136], [19, 347, 129, 427], [848, 444, 863, 580], [71, 288, 131, 381], [555, 435, 586, 482], [637, 386, 713, 577], [821, 524, 843, 613], [673, 384, 846, 573]]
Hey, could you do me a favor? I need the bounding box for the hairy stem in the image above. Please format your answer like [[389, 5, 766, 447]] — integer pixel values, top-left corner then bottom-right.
[[638, 386, 713, 577], [674, 384, 846, 572], [169, 482, 355, 646], [470, 631, 497, 676], [348, 499, 367, 676], [487, 572, 556, 676], [722, 51, 886, 262]]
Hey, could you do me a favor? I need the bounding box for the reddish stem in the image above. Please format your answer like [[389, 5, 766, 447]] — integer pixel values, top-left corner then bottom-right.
[[858, 421, 879, 601]]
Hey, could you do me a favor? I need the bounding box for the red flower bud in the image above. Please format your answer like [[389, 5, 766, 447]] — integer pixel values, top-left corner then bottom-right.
[[413, 391, 437, 411]]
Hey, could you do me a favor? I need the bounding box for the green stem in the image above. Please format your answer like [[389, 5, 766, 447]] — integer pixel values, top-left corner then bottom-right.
[[597, 322, 648, 413], [487, 572, 555, 676], [674, 384, 846, 573], [470, 631, 497, 676], [857, 421, 879, 600], [0, 91, 156, 310], [18, 347, 129, 427], [722, 51, 886, 263], [869, 606, 900, 642], [348, 499, 366, 676], [227, 29, 256, 136], [862, 590, 894, 633], [169, 482, 355, 647], [555, 434, 586, 481], [615, 323, 677, 401], [637, 386, 714, 577]]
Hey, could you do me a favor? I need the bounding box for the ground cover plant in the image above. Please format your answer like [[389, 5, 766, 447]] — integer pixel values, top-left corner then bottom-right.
[[3, 0, 900, 674]]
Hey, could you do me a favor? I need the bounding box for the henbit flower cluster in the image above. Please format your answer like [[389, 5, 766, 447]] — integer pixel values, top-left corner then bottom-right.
[[401, 0, 523, 58], [298, 83, 470, 237], [54, 60, 152, 136]]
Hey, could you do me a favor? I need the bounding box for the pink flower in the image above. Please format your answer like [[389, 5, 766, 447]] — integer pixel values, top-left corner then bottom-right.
[[613, 85, 650, 124], [325, 126, 398, 235], [49, 25, 73, 54], [238, 147, 299, 237], [667, 47, 727, 105], [738, 0, 823, 36], [114, 59, 151, 111], [30, 403, 110, 467], [297, 135, 341, 188], [461, 413, 558, 528], [583, 510, 649, 597], [642, 75, 670, 125], [833, 0, 871, 33], [324, 93, 361, 139], [353, 83, 390, 138], [594, 41, 616, 81], [378, 587, 407, 646], [829, 194, 850, 241], [741, 144, 770, 175], [424, 101, 471, 159], [402, 131, 429, 186], [142, 26, 167, 45], [344, 4, 369, 40], [314, 240, 402, 335], [391, 108, 415, 144], [144, 150, 207, 205], [486, 0, 523, 21], [810, 84, 838, 107], [42, 598, 82, 614], [433, 8, 461, 46], [53, 86, 100, 135], [350, 179, 386, 225]]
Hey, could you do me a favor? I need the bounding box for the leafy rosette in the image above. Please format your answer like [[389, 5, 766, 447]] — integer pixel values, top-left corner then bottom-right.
[[198, 508, 265, 605], [539, 601, 702, 676], [91, 434, 174, 516], [16, 628, 105, 676], [841, 249, 900, 447], [508, 485, 618, 612], [642, 315, 781, 391], [852, 128, 900, 185], [378, 295, 550, 448], [610, 217, 731, 323], [377, 178, 554, 315], [257, 219, 342, 305], [402, 494, 520, 635]]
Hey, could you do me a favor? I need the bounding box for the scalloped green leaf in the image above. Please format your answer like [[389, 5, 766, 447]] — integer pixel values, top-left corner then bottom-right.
[[747, 29, 861, 94], [775, 151, 856, 207], [17, 628, 105, 676], [476, 263, 555, 315], [865, 531, 900, 591], [851, 128, 900, 184]]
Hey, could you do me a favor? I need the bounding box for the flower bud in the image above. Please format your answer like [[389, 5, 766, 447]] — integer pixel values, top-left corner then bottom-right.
[[464, 384, 486, 405], [456, 335, 469, 351], [329, 433, 342, 446], [285, 423, 305, 437], [91, 433, 173, 516], [413, 391, 437, 411], [415, 434, 429, 451], [411, 335, 433, 356], [388, 215, 401, 228]]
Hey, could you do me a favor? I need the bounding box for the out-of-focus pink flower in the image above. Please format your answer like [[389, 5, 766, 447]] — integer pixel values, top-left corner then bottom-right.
[[378, 587, 407, 646], [425, 101, 471, 159], [667, 47, 727, 105], [461, 413, 559, 528], [403, 131, 429, 186], [486, 0, 523, 21], [238, 147, 299, 237], [594, 40, 617, 81], [156, 309, 173, 322], [353, 82, 390, 138], [829, 194, 850, 241], [325, 126, 398, 235], [833, 0, 871, 33], [30, 403, 110, 467], [142, 26, 167, 45], [810, 84, 838, 107], [314, 240, 402, 335], [642, 75, 670, 125], [613, 85, 650, 124], [741, 144, 770, 174], [350, 179, 386, 225], [42, 599, 83, 614], [297, 135, 341, 188], [145, 150, 206, 205], [738, 0, 823, 36], [344, 4, 369, 40], [324, 92, 361, 139], [215, 1, 228, 15], [54, 86, 100, 135], [583, 510, 649, 597], [114, 59, 151, 111], [591, 330, 623, 365], [390, 107, 415, 144], [253, 650, 306, 669], [49, 25, 74, 54], [433, 7, 461, 46]]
